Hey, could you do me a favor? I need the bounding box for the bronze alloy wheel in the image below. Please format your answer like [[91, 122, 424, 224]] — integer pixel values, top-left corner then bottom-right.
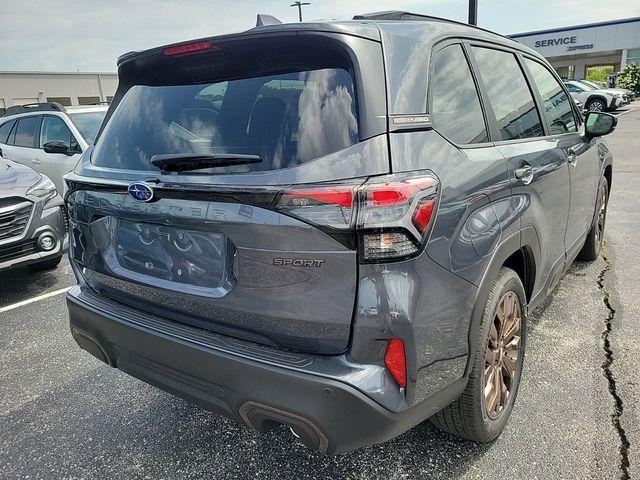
[[483, 291, 522, 420], [595, 183, 607, 248]]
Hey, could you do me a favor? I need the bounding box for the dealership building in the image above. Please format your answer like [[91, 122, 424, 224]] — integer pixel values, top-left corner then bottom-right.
[[0, 71, 118, 115], [512, 17, 640, 80]]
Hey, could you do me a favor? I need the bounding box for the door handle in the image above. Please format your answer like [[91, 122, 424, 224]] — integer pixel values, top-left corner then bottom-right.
[[31, 159, 41, 165], [567, 145, 580, 167], [514, 165, 534, 185]]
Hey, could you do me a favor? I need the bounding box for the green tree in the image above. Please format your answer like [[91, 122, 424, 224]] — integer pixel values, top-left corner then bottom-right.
[[618, 63, 640, 94]]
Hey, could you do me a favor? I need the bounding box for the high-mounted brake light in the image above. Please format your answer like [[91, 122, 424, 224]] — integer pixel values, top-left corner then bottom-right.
[[384, 338, 407, 388], [163, 41, 219, 56]]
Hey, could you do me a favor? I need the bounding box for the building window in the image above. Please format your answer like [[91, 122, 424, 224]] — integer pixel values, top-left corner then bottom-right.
[[78, 96, 100, 105], [628, 48, 640, 67], [47, 97, 72, 106], [554, 65, 575, 80]]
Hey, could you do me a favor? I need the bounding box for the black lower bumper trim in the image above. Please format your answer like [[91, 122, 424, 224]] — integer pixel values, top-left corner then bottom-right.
[[67, 287, 465, 454]]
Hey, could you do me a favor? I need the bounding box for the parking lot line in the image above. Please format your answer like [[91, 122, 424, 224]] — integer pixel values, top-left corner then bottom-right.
[[0, 287, 71, 314]]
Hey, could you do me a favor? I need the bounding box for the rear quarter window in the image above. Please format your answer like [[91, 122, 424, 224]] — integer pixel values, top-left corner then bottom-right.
[[429, 44, 488, 144], [14, 116, 40, 148], [0, 120, 16, 144]]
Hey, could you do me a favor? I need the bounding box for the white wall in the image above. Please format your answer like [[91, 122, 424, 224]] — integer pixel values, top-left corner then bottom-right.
[[0, 72, 118, 109]]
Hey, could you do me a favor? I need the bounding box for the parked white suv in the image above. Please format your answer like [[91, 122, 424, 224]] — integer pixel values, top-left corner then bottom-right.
[[578, 79, 636, 103], [564, 80, 623, 112], [0, 103, 108, 194]]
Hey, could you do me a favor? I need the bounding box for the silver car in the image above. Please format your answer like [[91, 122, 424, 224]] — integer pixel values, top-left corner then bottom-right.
[[0, 103, 108, 194]]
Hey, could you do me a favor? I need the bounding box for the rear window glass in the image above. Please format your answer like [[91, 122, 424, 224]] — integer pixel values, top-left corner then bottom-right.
[[69, 111, 107, 144], [91, 68, 358, 173]]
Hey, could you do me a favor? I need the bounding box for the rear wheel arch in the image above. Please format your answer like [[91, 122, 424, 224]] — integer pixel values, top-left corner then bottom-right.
[[465, 232, 534, 378]]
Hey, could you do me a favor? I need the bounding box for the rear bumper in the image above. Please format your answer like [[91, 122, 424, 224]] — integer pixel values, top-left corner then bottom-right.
[[67, 286, 463, 454]]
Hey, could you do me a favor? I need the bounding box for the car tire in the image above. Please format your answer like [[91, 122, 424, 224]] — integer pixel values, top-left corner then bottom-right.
[[430, 267, 527, 442], [578, 177, 608, 261], [586, 98, 606, 112], [28, 256, 63, 272]]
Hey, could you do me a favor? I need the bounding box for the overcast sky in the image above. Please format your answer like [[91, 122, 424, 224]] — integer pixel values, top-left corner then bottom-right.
[[1, 0, 638, 72]]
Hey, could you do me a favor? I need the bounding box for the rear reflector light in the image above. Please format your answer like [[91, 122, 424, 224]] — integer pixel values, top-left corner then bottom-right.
[[163, 41, 218, 56], [384, 338, 407, 388]]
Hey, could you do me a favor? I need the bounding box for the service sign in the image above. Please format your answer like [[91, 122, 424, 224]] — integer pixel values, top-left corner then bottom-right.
[[512, 19, 640, 57]]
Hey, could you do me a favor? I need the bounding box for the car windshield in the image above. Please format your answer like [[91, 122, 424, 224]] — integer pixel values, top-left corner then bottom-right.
[[69, 111, 107, 144], [582, 81, 602, 90]]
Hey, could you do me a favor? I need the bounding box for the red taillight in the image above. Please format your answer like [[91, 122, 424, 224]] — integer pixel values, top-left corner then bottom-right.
[[411, 198, 436, 233], [384, 338, 407, 388], [284, 186, 354, 208], [365, 178, 435, 206], [358, 172, 439, 261], [273, 173, 439, 262], [275, 184, 359, 230], [163, 40, 219, 56]]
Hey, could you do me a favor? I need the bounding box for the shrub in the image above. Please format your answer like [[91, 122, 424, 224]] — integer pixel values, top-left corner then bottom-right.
[[618, 63, 640, 94]]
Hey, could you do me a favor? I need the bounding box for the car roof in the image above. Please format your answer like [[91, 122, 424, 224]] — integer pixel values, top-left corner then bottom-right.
[[1, 105, 108, 122], [118, 11, 538, 66], [65, 105, 109, 114]]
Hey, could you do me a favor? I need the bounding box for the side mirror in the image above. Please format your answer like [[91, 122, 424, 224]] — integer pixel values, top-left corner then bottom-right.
[[43, 140, 73, 156], [584, 111, 617, 139]]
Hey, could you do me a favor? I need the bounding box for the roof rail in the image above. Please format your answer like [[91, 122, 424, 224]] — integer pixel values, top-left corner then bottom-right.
[[2, 102, 66, 117], [353, 11, 513, 41]]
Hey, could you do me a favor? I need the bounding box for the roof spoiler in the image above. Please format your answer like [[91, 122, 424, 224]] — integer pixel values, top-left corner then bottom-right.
[[256, 14, 282, 27]]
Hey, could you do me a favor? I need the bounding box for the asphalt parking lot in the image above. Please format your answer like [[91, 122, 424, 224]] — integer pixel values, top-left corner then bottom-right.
[[1, 103, 638, 480]]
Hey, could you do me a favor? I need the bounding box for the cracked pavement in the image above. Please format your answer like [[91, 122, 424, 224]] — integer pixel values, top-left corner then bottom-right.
[[598, 103, 640, 480], [0, 103, 638, 479]]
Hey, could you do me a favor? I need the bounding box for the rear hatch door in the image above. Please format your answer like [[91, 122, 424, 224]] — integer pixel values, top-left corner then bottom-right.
[[67, 30, 388, 354]]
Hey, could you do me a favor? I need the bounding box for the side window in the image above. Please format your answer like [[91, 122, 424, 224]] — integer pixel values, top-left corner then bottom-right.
[[13, 116, 40, 148], [430, 44, 488, 144], [565, 84, 579, 93], [524, 59, 577, 135], [40, 116, 81, 152], [471, 47, 543, 141], [0, 120, 16, 144]]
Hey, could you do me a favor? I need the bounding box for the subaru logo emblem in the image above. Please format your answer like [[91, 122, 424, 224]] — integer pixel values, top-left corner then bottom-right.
[[128, 182, 154, 202]]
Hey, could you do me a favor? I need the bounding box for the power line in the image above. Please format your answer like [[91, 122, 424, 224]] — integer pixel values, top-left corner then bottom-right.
[[290, 1, 310, 22]]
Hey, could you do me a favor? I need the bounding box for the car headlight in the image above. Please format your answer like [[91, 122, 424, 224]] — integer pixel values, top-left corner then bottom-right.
[[27, 176, 57, 203], [614, 94, 622, 98]]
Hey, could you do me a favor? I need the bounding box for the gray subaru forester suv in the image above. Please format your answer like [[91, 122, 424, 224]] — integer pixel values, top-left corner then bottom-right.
[[65, 11, 616, 454]]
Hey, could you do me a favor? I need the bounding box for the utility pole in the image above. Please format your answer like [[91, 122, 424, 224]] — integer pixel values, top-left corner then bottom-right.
[[468, 0, 478, 25], [290, 1, 310, 22]]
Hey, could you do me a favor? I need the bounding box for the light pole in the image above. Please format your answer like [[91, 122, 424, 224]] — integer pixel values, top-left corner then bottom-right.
[[290, 1, 310, 22], [468, 0, 478, 25]]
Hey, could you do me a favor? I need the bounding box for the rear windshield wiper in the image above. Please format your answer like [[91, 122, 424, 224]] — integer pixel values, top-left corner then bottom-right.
[[150, 153, 263, 172]]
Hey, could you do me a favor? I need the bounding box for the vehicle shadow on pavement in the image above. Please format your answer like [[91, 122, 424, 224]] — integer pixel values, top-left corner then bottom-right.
[[0, 258, 74, 307]]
